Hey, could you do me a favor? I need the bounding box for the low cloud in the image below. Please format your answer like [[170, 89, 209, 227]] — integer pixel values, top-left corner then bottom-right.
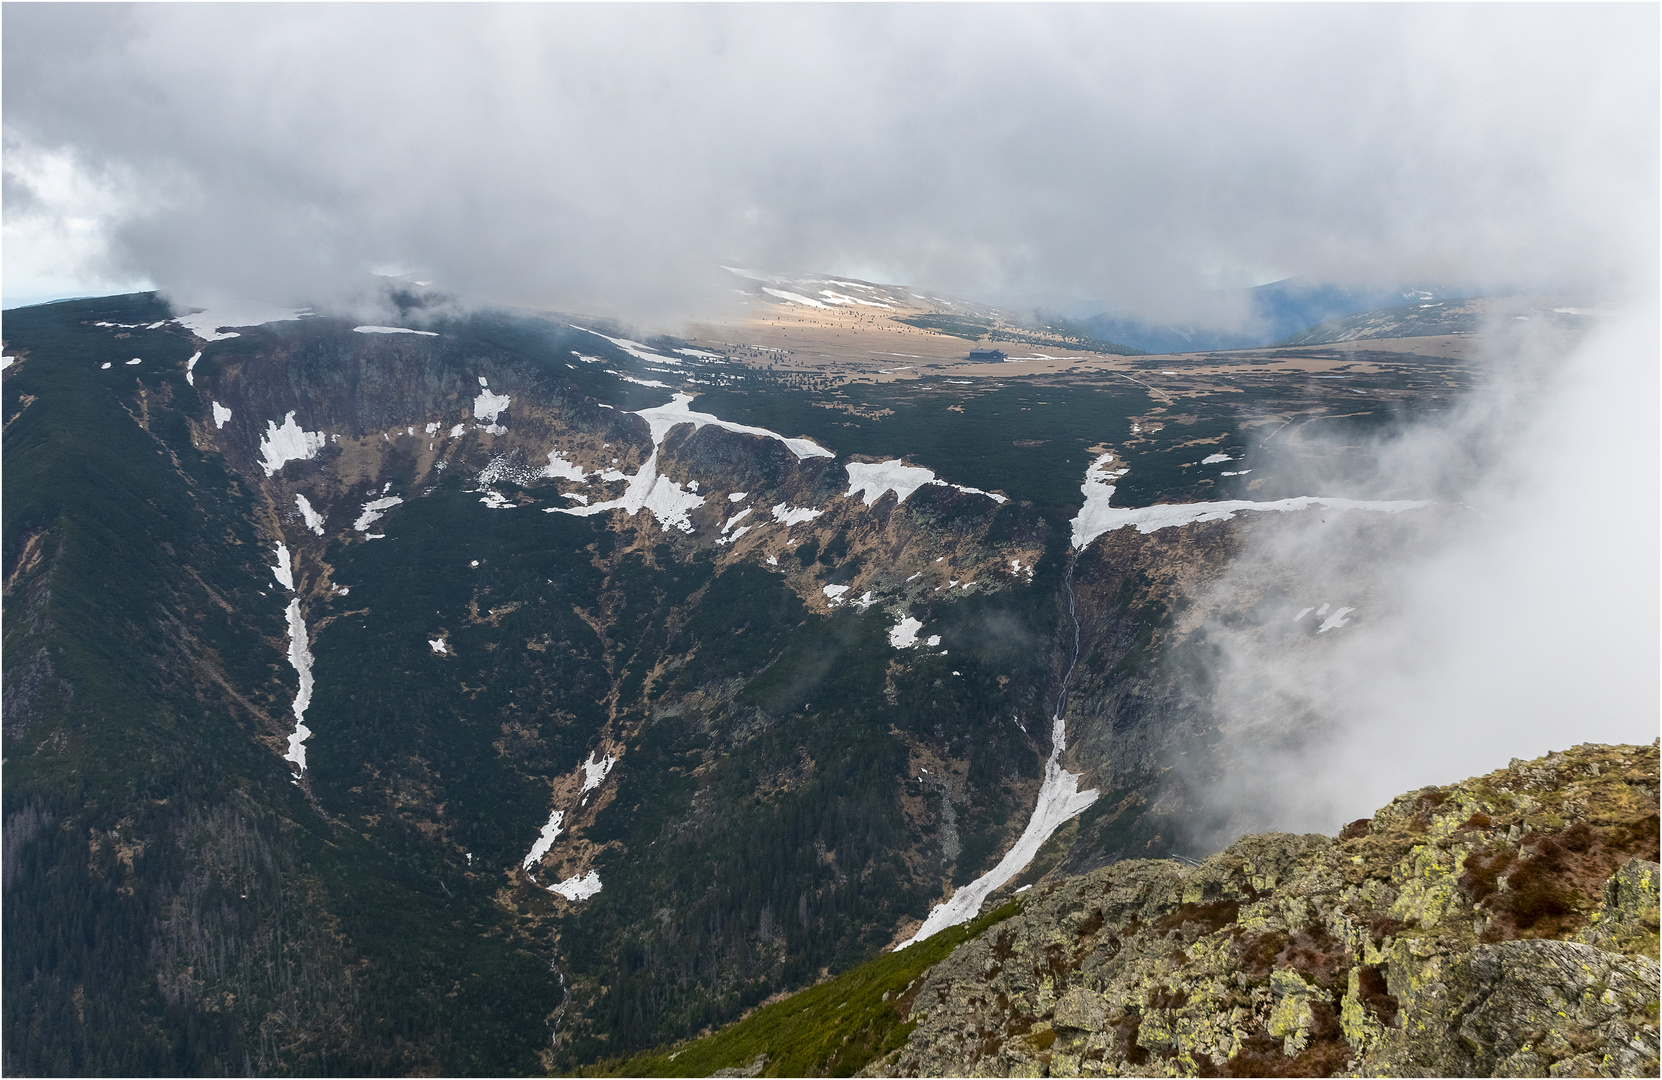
[[3, 5, 1656, 324], [1175, 304, 1659, 844]]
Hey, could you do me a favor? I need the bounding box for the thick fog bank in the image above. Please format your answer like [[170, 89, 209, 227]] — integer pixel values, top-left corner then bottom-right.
[[4, 5, 1656, 325], [1180, 307, 1659, 845]]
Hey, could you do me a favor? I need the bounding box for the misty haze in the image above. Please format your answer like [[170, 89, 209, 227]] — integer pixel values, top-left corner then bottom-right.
[[2, 5, 1656, 1078]]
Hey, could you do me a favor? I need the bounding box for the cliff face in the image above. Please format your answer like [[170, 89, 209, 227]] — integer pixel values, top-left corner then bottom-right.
[[865, 742, 1659, 1078]]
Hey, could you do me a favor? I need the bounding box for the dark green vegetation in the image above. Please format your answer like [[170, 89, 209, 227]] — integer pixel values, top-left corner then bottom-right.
[[3, 293, 1476, 1075], [582, 898, 1025, 1078]]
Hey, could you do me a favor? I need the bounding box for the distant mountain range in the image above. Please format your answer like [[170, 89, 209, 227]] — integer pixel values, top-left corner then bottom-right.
[[1072, 279, 1477, 354]]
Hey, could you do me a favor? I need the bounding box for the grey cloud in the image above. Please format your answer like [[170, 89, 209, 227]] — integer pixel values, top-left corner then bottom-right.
[[1172, 306, 1659, 845], [3, 4, 1656, 324]]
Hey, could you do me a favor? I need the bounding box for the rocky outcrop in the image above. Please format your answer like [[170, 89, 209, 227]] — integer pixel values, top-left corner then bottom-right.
[[864, 742, 1659, 1078]]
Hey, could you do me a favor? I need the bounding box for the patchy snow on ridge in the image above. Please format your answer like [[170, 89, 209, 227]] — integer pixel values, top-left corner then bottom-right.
[[635, 392, 832, 460], [889, 616, 924, 648], [212, 401, 233, 428], [548, 393, 829, 534], [549, 450, 704, 532], [549, 871, 603, 901], [771, 503, 823, 527], [845, 460, 939, 506], [1070, 453, 1131, 549], [569, 327, 673, 364], [474, 388, 511, 423], [541, 450, 586, 482], [1069, 453, 1425, 550], [354, 495, 404, 532], [258, 412, 326, 476], [762, 287, 828, 308], [522, 811, 564, 872], [1317, 606, 1356, 633], [477, 453, 543, 487], [185, 351, 201, 385], [722, 507, 753, 533], [174, 304, 309, 342], [353, 325, 438, 336], [607, 370, 670, 388], [270, 543, 294, 591], [281, 599, 315, 772], [581, 751, 616, 793]]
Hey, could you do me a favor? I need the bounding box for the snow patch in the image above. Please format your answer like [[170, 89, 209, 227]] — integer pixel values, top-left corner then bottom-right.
[[258, 412, 326, 476], [184, 351, 201, 385], [729, 491, 749, 502], [479, 490, 515, 509], [522, 811, 564, 872], [1317, 606, 1356, 633], [722, 507, 753, 533], [634, 392, 832, 460], [549, 871, 602, 901], [353, 325, 438, 336], [823, 584, 851, 602], [174, 304, 309, 341], [900, 687, 1097, 947], [581, 751, 616, 792], [354, 495, 403, 532], [889, 616, 923, 648], [1201, 452, 1232, 465], [845, 460, 938, 506], [212, 401, 232, 428], [270, 543, 294, 591], [762, 287, 828, 308], [607, 370, 670, 388], [1070, 453, 1424, 550], [771, 503, 823, 527], [429, 638, 449, 655], [474, 388, 511, 423], [281, 599, 315, 772], [541, 449, 586, 482], [549, 394, 828, 533], [126, 357, 142, 365]]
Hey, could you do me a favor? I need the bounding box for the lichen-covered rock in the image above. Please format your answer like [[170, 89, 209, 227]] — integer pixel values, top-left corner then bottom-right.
[[865, 741, 1659, 1078]]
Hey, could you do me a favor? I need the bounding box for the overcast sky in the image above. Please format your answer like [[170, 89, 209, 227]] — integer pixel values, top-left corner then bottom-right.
[[3, 4, 1657, 324]]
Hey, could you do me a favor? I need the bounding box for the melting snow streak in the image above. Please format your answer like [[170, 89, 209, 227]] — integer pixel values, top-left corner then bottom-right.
[[281, 600, 315, 773], [1070, 452, 1425, 550], [522, 811, 564, 872]]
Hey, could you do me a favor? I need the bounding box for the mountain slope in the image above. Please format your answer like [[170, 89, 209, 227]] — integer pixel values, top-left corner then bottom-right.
[[587, 742, 1659, 1079], [3, 290, 1494, 1073]]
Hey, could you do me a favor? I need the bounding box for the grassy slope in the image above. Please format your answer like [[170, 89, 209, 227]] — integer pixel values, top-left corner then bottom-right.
[[584, 897, 1025, 1078]]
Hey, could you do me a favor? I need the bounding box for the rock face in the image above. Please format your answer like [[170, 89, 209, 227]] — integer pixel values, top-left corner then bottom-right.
[[865, 742, 1659, 1078]]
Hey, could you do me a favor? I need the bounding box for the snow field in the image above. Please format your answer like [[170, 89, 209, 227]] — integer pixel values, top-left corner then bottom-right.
[[259, 413, 326, 477], [1070, 452, 1425, 550], [295, 495, 325, 535], [522, 811, 565, 871], [270, 543, 294, 591]]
